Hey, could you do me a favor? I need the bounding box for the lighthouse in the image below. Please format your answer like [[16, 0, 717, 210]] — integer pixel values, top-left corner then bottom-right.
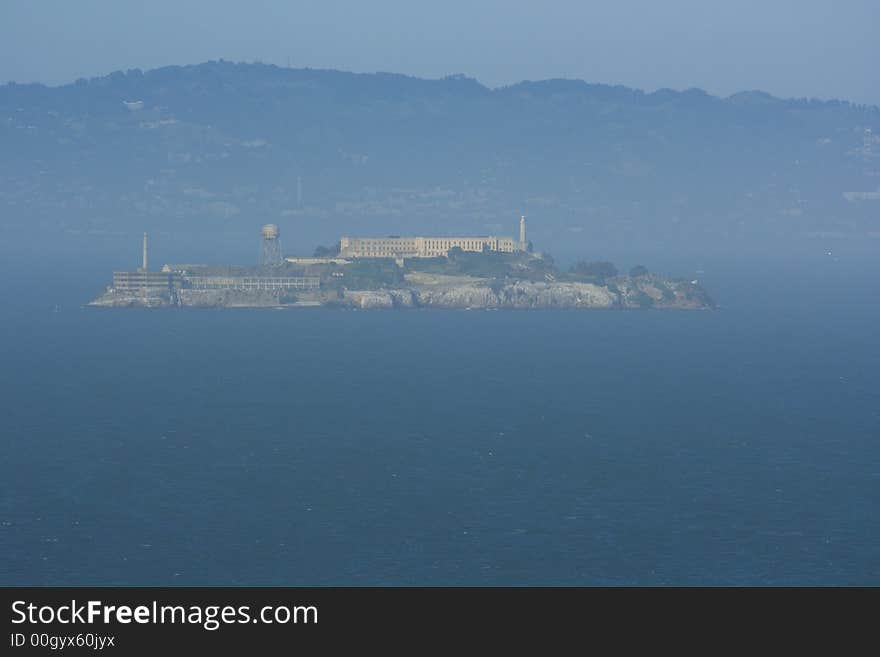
[[519, 215, 527, 249]]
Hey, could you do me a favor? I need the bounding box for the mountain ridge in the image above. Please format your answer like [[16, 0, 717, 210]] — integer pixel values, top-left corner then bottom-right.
[[5, 61, 878, 111], [2, 60, 878, 252]]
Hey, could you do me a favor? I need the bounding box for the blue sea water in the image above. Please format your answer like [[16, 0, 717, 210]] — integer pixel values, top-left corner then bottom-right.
[[0, 237, 878, 585]]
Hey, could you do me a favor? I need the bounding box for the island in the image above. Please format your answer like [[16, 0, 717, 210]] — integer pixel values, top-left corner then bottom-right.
[[89, 223, 713, 310]]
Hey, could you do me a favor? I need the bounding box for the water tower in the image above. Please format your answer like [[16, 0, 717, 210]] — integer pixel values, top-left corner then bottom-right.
[[259, 224, 283, 267]]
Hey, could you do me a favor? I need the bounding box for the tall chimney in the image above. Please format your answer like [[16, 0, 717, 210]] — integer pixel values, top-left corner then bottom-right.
[[142, 232, 148, 271]]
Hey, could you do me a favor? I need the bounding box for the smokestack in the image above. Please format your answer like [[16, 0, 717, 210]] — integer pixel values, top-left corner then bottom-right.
[[142, 232, 148, 271]]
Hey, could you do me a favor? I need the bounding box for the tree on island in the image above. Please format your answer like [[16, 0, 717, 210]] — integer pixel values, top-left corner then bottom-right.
[[313, 241, 341, 257], [570, 260, 618, 280], [629, 265, 649, 277]]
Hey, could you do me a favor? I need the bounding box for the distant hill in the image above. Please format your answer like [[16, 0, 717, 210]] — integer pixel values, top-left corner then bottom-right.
[[1, 60, 878, 252]]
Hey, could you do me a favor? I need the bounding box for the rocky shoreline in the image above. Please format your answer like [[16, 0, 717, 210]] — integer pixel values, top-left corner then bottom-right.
[[88, 273, 713, 310], [342, 274, 711, 310]]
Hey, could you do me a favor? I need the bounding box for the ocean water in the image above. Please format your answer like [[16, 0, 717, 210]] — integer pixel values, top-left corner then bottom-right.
[[0, 239, 878, 585]]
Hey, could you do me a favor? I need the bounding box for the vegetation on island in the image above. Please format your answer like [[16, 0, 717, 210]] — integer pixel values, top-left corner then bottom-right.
[[278, 246, 713, 309], [313, 242, 342, 257], [323, 258, 406, 291]]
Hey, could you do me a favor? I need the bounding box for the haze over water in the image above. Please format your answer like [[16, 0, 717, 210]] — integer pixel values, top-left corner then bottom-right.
[[1, 236, 877, 585]]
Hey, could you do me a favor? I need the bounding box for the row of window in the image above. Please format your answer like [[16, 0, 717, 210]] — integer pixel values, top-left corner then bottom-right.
[[344, 237, 519, 256]]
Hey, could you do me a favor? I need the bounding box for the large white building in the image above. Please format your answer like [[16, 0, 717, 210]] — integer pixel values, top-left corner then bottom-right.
[[339, 217, 529, 259]]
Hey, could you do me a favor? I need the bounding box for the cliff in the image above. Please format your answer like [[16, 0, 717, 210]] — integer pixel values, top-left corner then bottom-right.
[[88, 287, 303, 308], [341, 273, 711, 310], [87, 288, 175, 308]]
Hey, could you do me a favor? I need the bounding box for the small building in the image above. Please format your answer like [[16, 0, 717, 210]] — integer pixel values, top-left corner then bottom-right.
[[112, 271, 180, 292], [284, 257, 352, 266]]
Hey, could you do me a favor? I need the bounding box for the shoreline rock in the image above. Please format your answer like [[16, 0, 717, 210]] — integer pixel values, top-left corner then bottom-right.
[[88, 274, 713, 310]]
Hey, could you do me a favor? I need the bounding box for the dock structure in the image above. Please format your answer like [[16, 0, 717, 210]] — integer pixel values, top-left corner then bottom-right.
[[183, 276, 320, 291]]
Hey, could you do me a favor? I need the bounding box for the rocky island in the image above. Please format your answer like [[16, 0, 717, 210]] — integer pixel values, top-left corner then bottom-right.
[[89, 229, 713, 311]]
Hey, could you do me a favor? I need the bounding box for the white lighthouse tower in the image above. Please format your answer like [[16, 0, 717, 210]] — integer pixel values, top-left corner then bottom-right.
[[519, 215, 527, 250]]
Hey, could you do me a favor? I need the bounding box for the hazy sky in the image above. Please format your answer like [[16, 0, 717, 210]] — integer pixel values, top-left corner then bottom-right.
[[1, 0, 878, 105]]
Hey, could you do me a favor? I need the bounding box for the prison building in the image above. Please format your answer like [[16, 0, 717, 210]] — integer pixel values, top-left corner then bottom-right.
[[339, 235, 522, 259]]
